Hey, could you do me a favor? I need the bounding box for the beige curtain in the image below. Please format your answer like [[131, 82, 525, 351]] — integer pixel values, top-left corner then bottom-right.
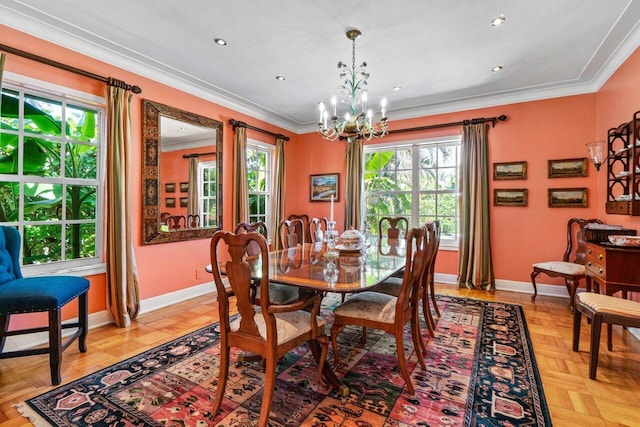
[[458, 122, 495, 290], [187, 156, 198, 216], [271, 136, 286, 250], [232, 125, 249, 227], [105, 79, 140, 327], [344, 137, 364, 231]]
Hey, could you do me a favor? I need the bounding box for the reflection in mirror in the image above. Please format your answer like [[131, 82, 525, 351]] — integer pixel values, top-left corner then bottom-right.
[[142, 100, 223, 245]]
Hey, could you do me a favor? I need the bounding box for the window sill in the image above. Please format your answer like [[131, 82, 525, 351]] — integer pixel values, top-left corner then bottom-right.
[[22, 263, 107, 278]]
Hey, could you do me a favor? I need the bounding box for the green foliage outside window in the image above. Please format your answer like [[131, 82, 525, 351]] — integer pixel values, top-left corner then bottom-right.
[[0, 88, 100, 265]]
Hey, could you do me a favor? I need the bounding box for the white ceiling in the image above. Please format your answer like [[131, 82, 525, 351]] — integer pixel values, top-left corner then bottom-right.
[[2, 0, 640, 134]]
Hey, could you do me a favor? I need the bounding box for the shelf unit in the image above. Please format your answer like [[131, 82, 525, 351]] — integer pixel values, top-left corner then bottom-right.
[[605, 110, 640, 215]]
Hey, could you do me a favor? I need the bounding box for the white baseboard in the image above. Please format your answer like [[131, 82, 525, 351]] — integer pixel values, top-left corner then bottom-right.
[[4, 276, 638, 352]]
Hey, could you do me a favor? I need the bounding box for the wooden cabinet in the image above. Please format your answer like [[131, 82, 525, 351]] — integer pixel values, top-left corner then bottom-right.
[[585, 242, 640, 295], [605, 111, 640, 215]]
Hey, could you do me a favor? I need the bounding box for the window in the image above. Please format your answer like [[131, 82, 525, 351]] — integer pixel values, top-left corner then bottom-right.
[[363, 136, 461, 248], [246, 142, 272, 228], [198, 161, 217, 227], [0, 80, 105, 274]]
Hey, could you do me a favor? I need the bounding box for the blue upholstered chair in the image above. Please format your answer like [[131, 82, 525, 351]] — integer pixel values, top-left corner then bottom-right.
[[0, 226, 90, 385]]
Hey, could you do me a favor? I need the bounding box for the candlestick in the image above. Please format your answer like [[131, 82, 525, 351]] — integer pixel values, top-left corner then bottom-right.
[[330, 195, 334, 222]]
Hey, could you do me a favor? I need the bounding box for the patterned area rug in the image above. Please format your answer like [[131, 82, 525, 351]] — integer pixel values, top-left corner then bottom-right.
[[17, 295, 552, 426]]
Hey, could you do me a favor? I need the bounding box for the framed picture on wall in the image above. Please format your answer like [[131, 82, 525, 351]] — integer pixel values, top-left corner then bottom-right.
[[164, 182, 176, 193], [165, 197, 176, 208], [493, 189, 528, 206], [493, 161, 527, 180], [548, 188, 588, 207], [180, 197, 188, 207], [310, 173, 339, 202], [180, 182, 189, 193], [548, 158, 588, 178]]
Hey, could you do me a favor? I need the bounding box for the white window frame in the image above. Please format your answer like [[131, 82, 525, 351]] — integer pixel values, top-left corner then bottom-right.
[[197, 160, 217, 227], [1, 73, 106, 276], [363, 135, 461, 250], [246, 139, 273, 231]]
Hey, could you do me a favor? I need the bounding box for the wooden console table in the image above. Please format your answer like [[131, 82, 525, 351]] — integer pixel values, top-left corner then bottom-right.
[[584, 242, 640, 297]]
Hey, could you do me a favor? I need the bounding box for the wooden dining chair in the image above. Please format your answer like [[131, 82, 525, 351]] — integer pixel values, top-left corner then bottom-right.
[[209, 230, 328, 427], [531, 217, 602, 310], [287, 214, 310, 243], [330, 226, 428, 395], [309, 217, 327, 243], [234, 221, 300, 305], [379, 216, 409, 240], [278, 218, 305, 249]]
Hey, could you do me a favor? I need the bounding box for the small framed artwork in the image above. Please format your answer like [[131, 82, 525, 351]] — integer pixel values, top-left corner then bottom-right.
[[165, 197, 176, 208], [180, 197, 188, 207], [548, 158, 588, 178], [310, 173, 339, 202], [164, 182, 176, 193], [493, 161, 527, 180], [180, 182, 189, 193], [494, 189, 528, 206], [548, 188, 588, 207]]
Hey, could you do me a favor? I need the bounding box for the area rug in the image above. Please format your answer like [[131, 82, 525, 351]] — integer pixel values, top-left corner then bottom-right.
[[17, 295, 552, 426]]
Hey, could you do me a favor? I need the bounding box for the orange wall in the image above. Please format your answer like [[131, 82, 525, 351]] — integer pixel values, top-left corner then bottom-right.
[[288, 97, 599, 288], [4, 23, 640, 319]]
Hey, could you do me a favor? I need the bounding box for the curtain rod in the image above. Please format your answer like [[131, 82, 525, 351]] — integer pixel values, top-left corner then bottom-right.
[[385, 114, 508, 136], [229, 119, 290, 141], [0, 43, 142, 94], [182, 151, 216, 159]]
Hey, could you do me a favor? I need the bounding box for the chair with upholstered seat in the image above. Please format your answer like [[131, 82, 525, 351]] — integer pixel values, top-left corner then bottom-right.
[[0, 226, 90, 385], [234, 221, 300, 305], [278, 218, 305, 249], [209, 230, 328, 426], [530, 217, 602, 309], [287, 214, 310, 244], [330, 226, 428, 395], [573, 292, 640, 379]]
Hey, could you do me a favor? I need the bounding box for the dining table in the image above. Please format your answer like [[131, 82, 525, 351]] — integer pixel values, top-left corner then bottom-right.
[[207, 237, 408, 393]]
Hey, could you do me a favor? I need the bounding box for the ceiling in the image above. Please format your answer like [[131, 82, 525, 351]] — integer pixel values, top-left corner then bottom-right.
[[2, 1, 640, 134]]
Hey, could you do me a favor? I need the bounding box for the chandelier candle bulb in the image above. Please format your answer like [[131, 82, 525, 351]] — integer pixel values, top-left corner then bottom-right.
[[331, 96, 337, 116]]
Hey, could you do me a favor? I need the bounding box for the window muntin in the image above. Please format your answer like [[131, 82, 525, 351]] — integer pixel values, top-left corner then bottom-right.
[[198, 161, 217, 227], [246, 143, 272, 228], [364, 136, 461, 247], [0, 83, 104, 273]]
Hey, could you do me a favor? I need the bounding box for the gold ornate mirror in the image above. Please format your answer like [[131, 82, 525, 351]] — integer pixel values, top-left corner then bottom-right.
[[142, 99, 223, 244]]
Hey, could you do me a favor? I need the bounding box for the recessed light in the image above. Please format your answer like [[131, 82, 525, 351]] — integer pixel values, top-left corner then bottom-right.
[[490, 15, 506, 26], [393, 85, 402, 91], [491, 65, 503, 72], [213, 38, 227, 46], [275, 75, 285, 81]]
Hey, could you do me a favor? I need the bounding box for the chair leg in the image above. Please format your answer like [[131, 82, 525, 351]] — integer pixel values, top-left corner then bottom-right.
[[315, 336, 328, 387], [330, 323, 346, 368], [572, 307, 582, 352], [49, 309, 62, 386], [259, 354, 277, 427], [212, 343, 230, 417], [0, 313, 9, 352], [607, 323, 613, 352], [589, 315, 603, 380], [565, 279, 580, 312], [429, 276, 440, 318], [395, 329, 415, 395], [530, 270, 540, 301], [79, 293, 88, 353], [411, 314, 426, 370]]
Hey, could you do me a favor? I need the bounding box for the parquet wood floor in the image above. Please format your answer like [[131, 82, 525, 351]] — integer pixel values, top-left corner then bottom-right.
[[1, 285, 639, 426]]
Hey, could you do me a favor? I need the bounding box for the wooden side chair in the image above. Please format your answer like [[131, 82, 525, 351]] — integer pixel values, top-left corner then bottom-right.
[[573, 292, 640, 379], [530, 217, 602, 309], [0, 226, 90, 385], [309, 217, 327, 243], [278, 218, 305, 249], [287, 214, 310, 243], [209, 230, 328, 426], [330, 226, 428, 395], [234, 221, 300, 305], [379, 216, 409, 240]]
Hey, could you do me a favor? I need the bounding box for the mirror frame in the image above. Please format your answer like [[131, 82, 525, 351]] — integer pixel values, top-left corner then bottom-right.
[[142, 99, 223, 245]]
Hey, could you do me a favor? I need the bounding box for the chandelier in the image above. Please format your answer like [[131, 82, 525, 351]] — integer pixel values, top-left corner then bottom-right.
[[317, 29, 388, 143]]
